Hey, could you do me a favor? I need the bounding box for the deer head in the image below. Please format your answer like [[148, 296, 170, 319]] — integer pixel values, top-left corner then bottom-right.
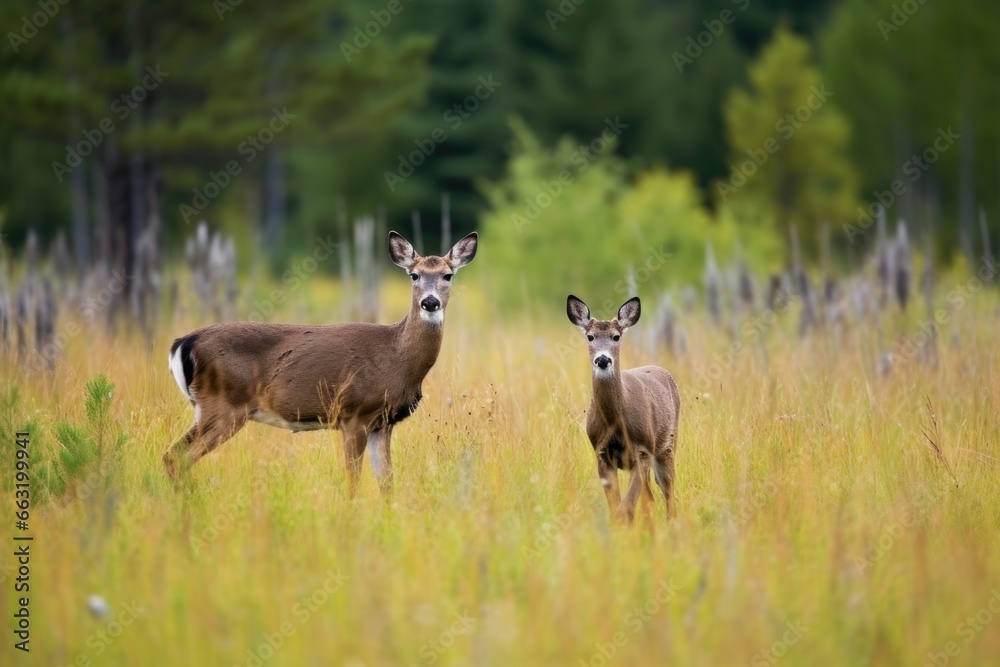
[[388, 231, 478, 324], [567, 295, 641, 378]]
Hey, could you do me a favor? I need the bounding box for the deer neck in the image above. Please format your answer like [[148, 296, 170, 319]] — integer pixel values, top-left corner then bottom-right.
[[396, 307, 445, 379], [591, 369, 625, 426]]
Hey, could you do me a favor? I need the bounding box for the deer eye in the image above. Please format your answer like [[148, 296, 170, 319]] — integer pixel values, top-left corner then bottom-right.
[[586, 334, 595, 342], [409, 273, 419, 282], [612, 334, 621, 342], [443, 274, 453, 282]]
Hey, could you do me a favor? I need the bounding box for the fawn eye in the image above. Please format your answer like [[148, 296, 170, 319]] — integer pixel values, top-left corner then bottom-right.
[[612, 334, 621, 342], [443, 274, 453, 282], [409, 273, 419, 282], [586, 334, 595, 342]]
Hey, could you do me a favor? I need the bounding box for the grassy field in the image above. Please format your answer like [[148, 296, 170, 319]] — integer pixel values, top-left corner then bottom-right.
[[2, 275, 999, 666]]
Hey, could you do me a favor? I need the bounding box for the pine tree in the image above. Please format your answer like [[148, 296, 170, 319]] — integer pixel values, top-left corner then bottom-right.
[[719, 26, 857, 247]]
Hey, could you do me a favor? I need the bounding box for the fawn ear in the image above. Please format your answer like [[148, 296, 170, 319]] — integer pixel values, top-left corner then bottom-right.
[[617, 297, 641, 330], [388, 231, 418, 270], [445, 232, 478, 271], [567, 294, 592, 329]]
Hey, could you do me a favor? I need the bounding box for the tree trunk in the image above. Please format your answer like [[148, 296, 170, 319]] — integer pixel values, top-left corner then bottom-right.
[[263, 145, 286, 248], [70, 160, 90, 275], [958, 107, 975, 264], [104, 134, 135, 306]]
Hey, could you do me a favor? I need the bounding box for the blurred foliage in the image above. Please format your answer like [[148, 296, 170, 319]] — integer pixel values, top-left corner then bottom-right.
[[480, 120, 781, 310], [0, 0, 996, 269], [821, 0, 1000, 254], [0, 0, 430, 254], [721, 27, 857, 247]]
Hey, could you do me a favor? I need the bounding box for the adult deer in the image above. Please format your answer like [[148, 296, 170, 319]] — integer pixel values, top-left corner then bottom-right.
[[567, 295, 680, 523], [164, 231, 478, 495]]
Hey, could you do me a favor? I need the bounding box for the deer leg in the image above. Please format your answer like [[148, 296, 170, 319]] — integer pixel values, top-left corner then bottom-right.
[[653, 448, 676, 519], [163, 427, 196, 482], [640, 472, 656, 531], [597, 457, 622, 517], [163, 406, 247, 483], [342, 424, 367, 498], [367, 426, 393, 498], [618, 459, 651, 525]]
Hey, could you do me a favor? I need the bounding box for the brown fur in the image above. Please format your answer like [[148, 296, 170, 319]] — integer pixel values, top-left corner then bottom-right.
[[568, 295, 680, 523], [164, 231, 478, 496]]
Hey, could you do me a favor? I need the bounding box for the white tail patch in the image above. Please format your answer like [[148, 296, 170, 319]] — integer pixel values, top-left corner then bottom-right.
[[169, 346, 193, 401]]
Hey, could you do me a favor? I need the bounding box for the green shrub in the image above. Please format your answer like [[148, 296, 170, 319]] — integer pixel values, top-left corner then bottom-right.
[[48, 374, 127, 500], [480, 120, 781, 313]]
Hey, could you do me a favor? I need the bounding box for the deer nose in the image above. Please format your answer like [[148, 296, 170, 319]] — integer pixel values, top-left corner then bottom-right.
[[420, 295, 441, 312], [594, 354, 612, 370]]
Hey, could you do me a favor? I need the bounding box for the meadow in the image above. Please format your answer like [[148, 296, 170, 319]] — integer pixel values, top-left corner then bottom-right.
[[2, 271, 999, 667]]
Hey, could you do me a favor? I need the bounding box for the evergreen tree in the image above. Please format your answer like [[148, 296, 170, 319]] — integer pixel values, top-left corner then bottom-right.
[[719, 26, 857, 247]]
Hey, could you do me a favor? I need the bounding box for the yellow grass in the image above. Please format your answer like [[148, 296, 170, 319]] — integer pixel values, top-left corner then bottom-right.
[[2, 275, 999, 666]]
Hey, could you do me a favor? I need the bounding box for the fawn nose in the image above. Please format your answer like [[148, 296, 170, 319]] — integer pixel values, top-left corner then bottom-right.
[[594, 354, 612, 370], [420, 295, 441, 312]]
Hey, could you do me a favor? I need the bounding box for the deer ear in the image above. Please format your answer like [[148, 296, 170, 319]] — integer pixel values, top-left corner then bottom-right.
[[567, 294, 592, 329], [617, 297, 641, 330], [388, 231, 418, 270], [445, 232, 478, 270]]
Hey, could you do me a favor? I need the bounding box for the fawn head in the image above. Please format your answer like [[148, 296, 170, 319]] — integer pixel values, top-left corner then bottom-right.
[[567, 295, 641, 377], [389, 231, 478, 324]]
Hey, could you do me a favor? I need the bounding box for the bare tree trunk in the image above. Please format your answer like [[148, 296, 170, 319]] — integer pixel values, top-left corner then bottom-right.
[[93, 155, 111, 267], [958, 107, 975, 265], [70, 160, 90, 274], [263, 146, 286, 247], [893, 118, 915, 225], [980, 209, 993, 284], [104, 134, 135, 317], [440, 192, 451, 255], [63, 13, 90, 275], [411, 210, 424, 255]]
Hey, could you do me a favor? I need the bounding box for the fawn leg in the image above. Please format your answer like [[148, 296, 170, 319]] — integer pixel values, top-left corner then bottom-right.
[[597, 457, 622, 519]]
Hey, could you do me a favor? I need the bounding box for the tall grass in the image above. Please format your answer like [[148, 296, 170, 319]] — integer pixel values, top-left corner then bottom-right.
[[2, 278, 998, 666]]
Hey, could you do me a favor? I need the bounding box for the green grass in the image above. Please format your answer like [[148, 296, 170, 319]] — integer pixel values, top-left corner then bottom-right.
[[2, 279, 999, 666]]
